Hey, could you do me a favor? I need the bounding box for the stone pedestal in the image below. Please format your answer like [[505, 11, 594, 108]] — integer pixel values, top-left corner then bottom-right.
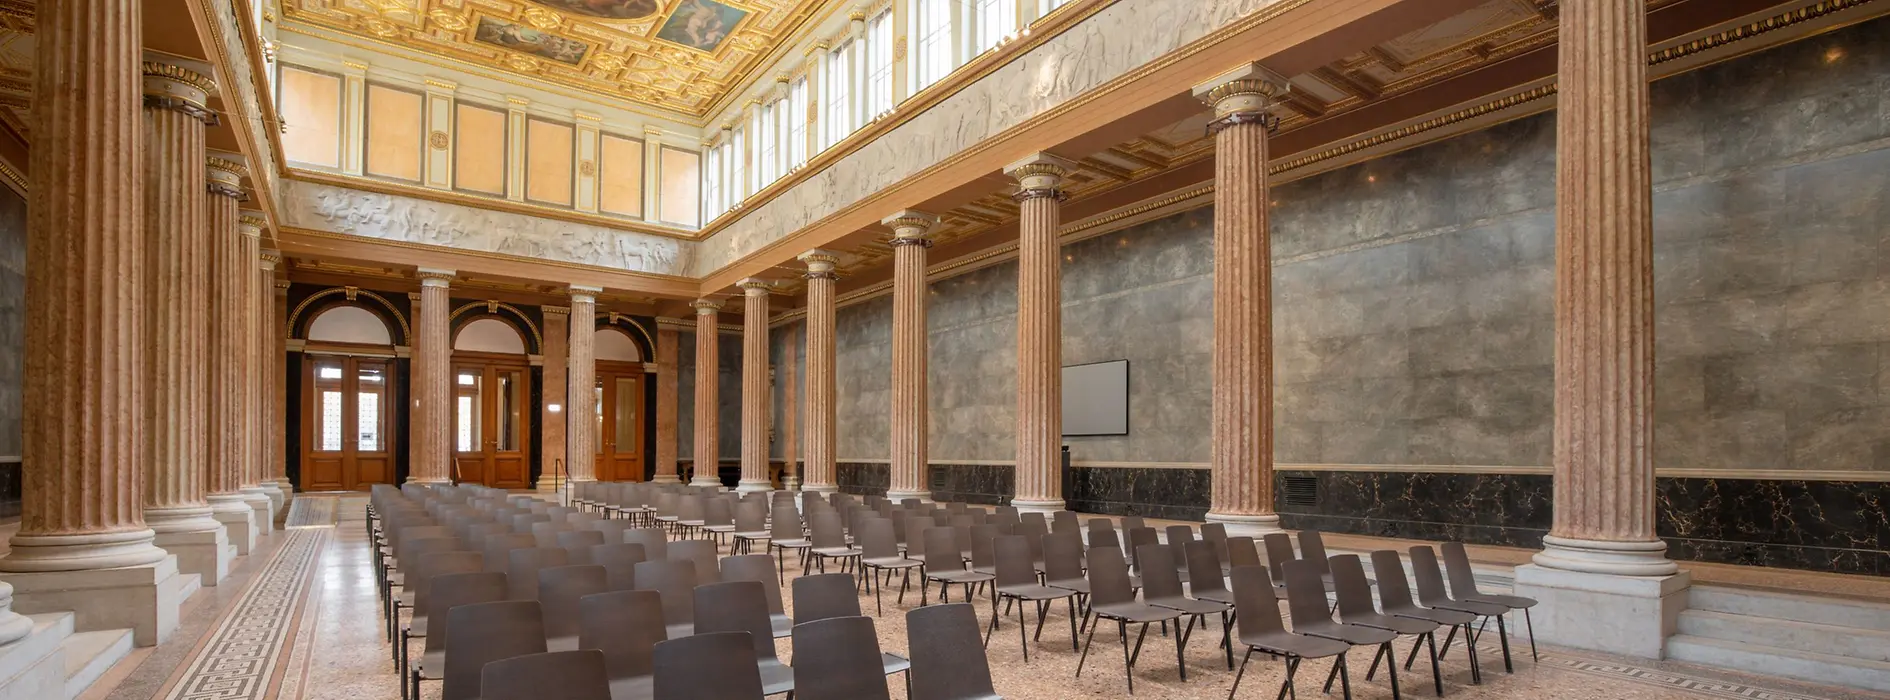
[[737, 279, 773, 494], [4, 556, 189, 647], [689, 300, 724, 487], [213, 506, 258, 555], [153, 528, 232, 589], [0, 586, 63, 700], [1514, 563, 1690, 659], [883, 211, 938, 503]]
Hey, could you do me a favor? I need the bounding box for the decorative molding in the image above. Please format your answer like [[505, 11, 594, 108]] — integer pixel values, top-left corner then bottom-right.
[[286, 285, 413, 343], [283, 169, 698, 241], [449, 300, 544, 351]]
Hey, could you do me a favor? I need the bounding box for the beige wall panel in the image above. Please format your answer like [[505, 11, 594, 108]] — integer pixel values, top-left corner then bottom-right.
[[455, 103, 508, 195], [659, 146, 700, 227], [599, 134, 645, 218], [527, 118, 575, 207], [280, 67, 342, 169], [365, 84, 423, 182]]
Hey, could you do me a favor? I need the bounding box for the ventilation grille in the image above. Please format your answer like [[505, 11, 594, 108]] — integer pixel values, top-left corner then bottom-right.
[[1282, 476, 1318, 507]]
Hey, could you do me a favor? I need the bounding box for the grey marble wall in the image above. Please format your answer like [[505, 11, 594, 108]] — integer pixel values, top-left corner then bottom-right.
[[675, 330, 744, 463], [769, 322, 805, 461], [0, 187, 20, 517]]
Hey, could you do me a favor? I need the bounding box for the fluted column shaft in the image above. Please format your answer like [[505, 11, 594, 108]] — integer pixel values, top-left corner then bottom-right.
[[737, 280, 772, 492], [653, 321, 681, 483], [1007, 156, 1072, 512], [690, 301, 723, 485], [236, 221, 270, 524], [140, 63, 218, 534], [566, 288, 599, 483], [1535, 0, 1675, 577], [272, 281, 291, 495], [0, 0, 169, 572], [539, 306, 568, 489], [253, 246, 283, 511], [1197, 69, 1288, 536], [204, 163, 250, 513], [800, 252, 839, 493], [884, 211, 937, 501], [412, 269, 454, 483]]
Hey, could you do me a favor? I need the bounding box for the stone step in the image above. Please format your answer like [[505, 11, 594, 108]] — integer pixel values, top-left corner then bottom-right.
[[0, 613, 74, 698], [1678, 609, 1890, 663], [1689, 586, 1890, 630], [62, 628, 133, 699], [1666, 635, 1890, 694]]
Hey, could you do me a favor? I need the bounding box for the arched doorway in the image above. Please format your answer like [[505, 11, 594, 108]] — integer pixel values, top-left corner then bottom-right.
[[452, 316, 534, 489], [300, 304, 397, 491], [594, 326, 647, 481]]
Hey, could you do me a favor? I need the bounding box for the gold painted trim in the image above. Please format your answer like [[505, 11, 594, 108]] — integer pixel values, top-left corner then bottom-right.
[[592, 312, 657, 353], [280, 225, 698, 288], [0, 160, 26, 195], [286, 169, 699, 240], [450, 300, 545, 351], [287, 285, 413, 343]]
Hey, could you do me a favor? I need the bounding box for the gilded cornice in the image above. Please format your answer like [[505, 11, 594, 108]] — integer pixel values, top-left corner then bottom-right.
[[142, 62, 218, 97], [206, 157, 249, 180], [0, 160, 26, 194], [543, 305, 571, 316], [655, 317, 693, 330]]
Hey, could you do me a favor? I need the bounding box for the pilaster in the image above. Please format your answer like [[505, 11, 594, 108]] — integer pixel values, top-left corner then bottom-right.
[[652, 319, 684, 483], [537, 305, 570, 491]]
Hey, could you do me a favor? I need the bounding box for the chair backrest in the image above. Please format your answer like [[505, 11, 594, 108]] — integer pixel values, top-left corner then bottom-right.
[[967, 525, 998, 570], [1136, 544, 1187, 600], [479, 650, 611, 700], [556, 530, 607, 564], [1184, 540, 1228, 598], [400, 537, 461, 576], [1297, 530, 1331, 574], [1086, 545, 1137, 607], [588, 543, 646, 590], [720, 553, 788, 615], [622, 528, 669, 560], [792, 616, 891, 700], [1280, 559, 1337, 633], [810, 512, 848, 548], [667, 539, 721, 584], [1121, 516, 1146, 532], [507, 547, 570, 601], [734, 502, 767, 533], [920, 527, 961, 572], [907, 603, 995, 700], [791, 572, 861, 625], [1262, 533, 1297, 580], [423, 572, 509, 654], [1439, 541, 1487, 599], [1230, 565, 1289, 639], [691, 581, 779, 662], [1201, 522, 1229, 564], [1089, 526, 1122, 555], [1328, 554, 1379, 621], [992, 535, 1038, 588], [1050, 510, 1079, 537], [577, 589, 666, 681], [1408, 546, 1455, 608], [1164, 524, 1195, 547], [704, 498, 734, 527], [463, 522, 510, 549], [1041, 531, 1085, 584], [443, 601, 547, 700], [1019, 511, 1047, 531], [412, 551, 485, 617], [1126, 527, 1159, 572], [632, 559, 698, 629], [858, 518, 900, 560], [652, 632, 765, 700], [532, 521, 571, 548], [1226, 536, 1261, 570], [511, 513, 550, 533], [1370, 550, 1421, 613], [484, 533, 540, 573], [539, 565, 609, 638], [770, 509, 805, 541]]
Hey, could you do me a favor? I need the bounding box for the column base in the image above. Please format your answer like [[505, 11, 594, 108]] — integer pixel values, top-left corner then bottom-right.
[[650, 474, 682, 484], [1011, 498, 1064, 514], [535, 475, 567, 493], [801, 483, 838, 494], [210, 501, 257, 556], [1532, 534, 1681, 576], [1, 555, 188, 646], [1205, 512, 1284, 538], [0, 583, 35, 646], [0, 529, 170, 573], [1513, 562, 1691, 659], [735, 480, 773, 494], [241, 489, 275, 536], [260, 483, 286, 522], [885, 490, 931, 504], [154, 527, 233, 588]]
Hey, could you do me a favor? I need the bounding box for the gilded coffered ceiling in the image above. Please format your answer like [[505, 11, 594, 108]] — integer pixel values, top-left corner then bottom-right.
[[281, 0, 835, 118]]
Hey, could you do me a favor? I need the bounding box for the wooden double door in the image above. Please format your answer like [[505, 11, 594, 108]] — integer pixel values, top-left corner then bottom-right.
[[451, 353, 532, 489], [593, 361, 646, 482], [302, 354, 394, 491]]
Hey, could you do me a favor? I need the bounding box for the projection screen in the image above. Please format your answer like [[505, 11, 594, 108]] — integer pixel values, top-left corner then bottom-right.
[[1061, 360, 1129, 436]]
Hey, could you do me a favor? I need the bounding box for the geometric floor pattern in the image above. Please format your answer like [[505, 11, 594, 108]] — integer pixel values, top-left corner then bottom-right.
[[160, 525, 327, 700]]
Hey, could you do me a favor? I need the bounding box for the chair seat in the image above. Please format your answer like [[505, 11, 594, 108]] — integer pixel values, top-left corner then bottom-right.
[[1434, 598, 1509, 616], [1092, 601, 1182, 624], [407, 615, 430, 637], [880, 652, 911, 675], [734, 531, 771, 540], [606, 675, 655, 700], [415, 649, 446, 680], [998, 584, 1076, 601], [1299, 622, 1397, 646], [547, 634, 581, 652], [928, 570, 993, 585], [1147, 595, 1227, 616], [812, 546, 862, 557], [771, 613, 793, 639], [773, 538, 811, 548], [704, 524, 736, 533], [665, 622, 695, 640], [1390, 606, 1476, 626], [397, 591, 414, 606], [1467, 592, 1537, 609], [863, 556, 921, 569], [679, 519, 705, 528], [1348, 612, 1436, 636], [759, 660, 795, 696], [1045, 579, 1090, 596], [1193, 590, 1234, 606], [1239, 630, 1351, 660]]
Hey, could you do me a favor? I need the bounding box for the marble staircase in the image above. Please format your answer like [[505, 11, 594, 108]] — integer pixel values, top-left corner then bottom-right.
[[1666, 586, 1890, 693], [0, 612, 135, 700]]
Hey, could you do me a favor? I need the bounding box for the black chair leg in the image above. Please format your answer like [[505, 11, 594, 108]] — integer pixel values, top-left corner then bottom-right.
[[1495, 614, 1513, 673], [1221, 610, 1235, 670], [1173, 616, 1188, 682], [1384, 641, 1401, 700], [1523, 608, 1538, 662], [1075, 612, 1099, 678], [1337, 654, 1354, 700], [1017, 597, 1030, 662], [1426, 631, 1442, 697], [1122, 620, 1137, 695], [1067, 597, 1080, 651], [1227, 648, 1255, 700]]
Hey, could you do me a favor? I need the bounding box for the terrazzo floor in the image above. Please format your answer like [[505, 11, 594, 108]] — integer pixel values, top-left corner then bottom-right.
[[79, 495, 1890, 700]]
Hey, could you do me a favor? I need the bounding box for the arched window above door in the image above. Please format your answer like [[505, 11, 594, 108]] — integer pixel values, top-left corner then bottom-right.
[[454, 318, 527, 355], [307, 305, 394, 346], [595, 327, 643, 362]]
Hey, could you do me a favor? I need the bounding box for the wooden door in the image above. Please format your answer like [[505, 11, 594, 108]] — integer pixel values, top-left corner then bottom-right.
[[450, 357, 532, 489], [594, 362, 646, 481], [301, 355, 394, 491]]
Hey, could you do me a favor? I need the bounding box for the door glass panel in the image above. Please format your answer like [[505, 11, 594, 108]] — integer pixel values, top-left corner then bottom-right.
[[455, 370, 482, 452], [595, 382, 605, 455], [357, 363, 386, 452], [614, 377, 637, 455], [497, 370, 520, 452], [319, 391, 343, 451]]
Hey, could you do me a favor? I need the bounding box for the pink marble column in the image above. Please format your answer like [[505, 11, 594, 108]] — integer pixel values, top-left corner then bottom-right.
[[737, 280, 773, 493], [1194, 65, 1289, 537], [798, 251, 840, 494], [690, 300, 724, 486], [1006, 154, 1075, 513], [411, 268, 455, 483], [538, 306, 569, 491], [566, 287, 601, 484], [236, 217, 273, 532], [883, 211, 938, 502], [652, 320, 684, 483], [256, 247, 285, 516], [273, 280, 293, 499], [204, 159, 257, 555], [1533, 0, 1676, 578]]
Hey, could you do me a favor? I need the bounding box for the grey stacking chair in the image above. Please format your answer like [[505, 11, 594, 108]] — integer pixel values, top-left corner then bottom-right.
[[408, 571, 508, 700], [651, 632, 765, 700], [539, 565, 609, 652], [1015, 519, 1050, 574], [667, 539, 721, 584], [484, 533, 539, 573], [1261, 533, 1296, 600], [1089, 525, 1123, 556], [511, 513, 551, 533], [507, 547, 570, 601], [463, 522, 511, 550], [557, 530, 607, 564], [858, 518, 923, 614], [907, 604, 1001, 700], [768, 509, 812, 583], [632, 559, 698, 639], [731, 501, 771, 554], [1163, 526, 1196, 582], [589, 543, 647, 591], [1126, 527, 1159, 576], [967, 525, 1000, 577], [1298, 530, 1341, 591], [1440, 542, 1538, 661], [1076, 545, 1184, 695], [1137, 543, 1230, 674], [1121, 515, 1146, 533], [718, 553, 792, 638], [387, 536, 461, 637], [480, 650, 611, 700], [1410, 546, 1513, 674], [1283, 559, 1394, 699], [577, 590, 664, 700], [990, 535, 1079, 660], [1227, 565, 1353, 700], [1200, 523, 1230, 570], [792, 616, 893, 700], [701, 497, 737, 546], [391, 547, 478, 666], [1372, 550, 1479, 686], [790, 573, 912, 677], [1051, 510, 1080, 539], [1041, 531, 1090, 613], [588, 519, 635, 544], [691, 581, 795, 696], [673, 495, 708, 539], [920, 527, 994, 608], [1182, 540, 1238, 668], [1226, 536, 1262, 571], [1332, 554, 1440, 696], [532, 520, 572, 548], [809, 511, 864, 574], [397, 557, 486, 691], [621, 527, 669, 561], [442, 601, 547, 700]]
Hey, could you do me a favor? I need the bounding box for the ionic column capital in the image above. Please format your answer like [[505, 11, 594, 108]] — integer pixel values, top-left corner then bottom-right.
[[881, 209, 939, 240], [1004, 152, 1076, 188], [416, 267, 455, 287], [737, 277, 773, 296], [799, 249, 840, 279], [142, 60, 218, 124], [691, 299, 724, 315], [1193, 63, 1290, 132], [237, 214, 266, 238], [568, 284, 602, 304], [259, 249, 281, 270], [206, 157, 247, 200]]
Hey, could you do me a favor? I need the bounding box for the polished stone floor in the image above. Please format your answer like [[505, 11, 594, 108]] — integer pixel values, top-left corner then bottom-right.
[[73, 496, 1890, 700]]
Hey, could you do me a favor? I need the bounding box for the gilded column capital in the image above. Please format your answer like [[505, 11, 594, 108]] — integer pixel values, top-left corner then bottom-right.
[[737, 277, 773, 296], [799, 249, 840, 279], [274, 279, 291, 293], [259, 249, 281, 269], [416, 267, 455, 287], [568, 284, 602, 303], [142, 61, 218, 124], [691, 299, 724, 315], [206, 157, 247, 200], [237, 215, 265, 238], [881, 209, 938, 244], [1192, 63, 1290, 134]]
